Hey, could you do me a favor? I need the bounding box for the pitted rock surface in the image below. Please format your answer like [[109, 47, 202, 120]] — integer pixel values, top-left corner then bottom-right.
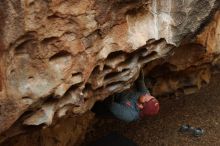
[[0, 0, 219, 143]]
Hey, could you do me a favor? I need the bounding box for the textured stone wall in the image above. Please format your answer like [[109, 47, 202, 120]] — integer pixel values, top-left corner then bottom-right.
[[1, 112, 94, 146], [0, 0, 219, 144]]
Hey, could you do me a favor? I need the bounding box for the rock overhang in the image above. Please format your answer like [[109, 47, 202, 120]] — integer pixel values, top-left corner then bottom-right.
[[0, 0, 219, 143]]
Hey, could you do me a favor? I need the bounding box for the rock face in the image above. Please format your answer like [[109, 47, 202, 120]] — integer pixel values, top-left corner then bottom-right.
[[1, 112, 94, 146], [0, 0, 219, 144]]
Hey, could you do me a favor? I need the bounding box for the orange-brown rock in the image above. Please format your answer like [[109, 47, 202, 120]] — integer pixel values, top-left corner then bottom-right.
[[0, 112, 94, 146], [0, 0, 219, 144]]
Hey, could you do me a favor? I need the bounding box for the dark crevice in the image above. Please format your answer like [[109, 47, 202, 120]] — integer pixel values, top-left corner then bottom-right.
[[91, 95, 114, 116], [103, 65, 112, 71], [106, 51, 127, 60], [14, 40, 36, 55], [49, 51, 72, 62], [104, 72, 120, 80], [72, 72, 82, 77], [104, 69, 129, 80], [91, 100, 112, 116], [22, 96, 32, 100], [183, 85, 198, 89], [28, 76, 34, 80], [41, 37, 59, 44], [64, 83, 82, 96], [47, 14, 61, 20], [14, 41, 28, 54], [83, 83, 92, 93], [42, 94, 59, 104], [91, 66, 100, 75], [67, 83, 82, 91], [10, 69, 15, 74], [106, 81, 124, 88]]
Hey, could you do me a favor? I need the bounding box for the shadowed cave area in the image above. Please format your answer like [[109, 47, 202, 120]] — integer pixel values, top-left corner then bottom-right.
[[0, 0, 220, 146]]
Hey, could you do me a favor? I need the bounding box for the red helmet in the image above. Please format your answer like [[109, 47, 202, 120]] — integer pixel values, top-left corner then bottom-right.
[[141, 98, 159, 117]]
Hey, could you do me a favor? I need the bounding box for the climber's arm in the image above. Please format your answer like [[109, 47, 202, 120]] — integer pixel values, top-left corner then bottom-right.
[[135, 70, 150, 93]]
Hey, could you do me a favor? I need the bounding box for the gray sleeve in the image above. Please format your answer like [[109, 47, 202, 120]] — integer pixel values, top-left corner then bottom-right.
[[136, 74, 150, 93], [114, 90, 133, 102], [109, 102, 138, 123]]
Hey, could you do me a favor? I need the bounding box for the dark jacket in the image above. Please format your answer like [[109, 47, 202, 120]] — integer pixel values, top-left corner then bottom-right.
[[109, 77, 150, 122]]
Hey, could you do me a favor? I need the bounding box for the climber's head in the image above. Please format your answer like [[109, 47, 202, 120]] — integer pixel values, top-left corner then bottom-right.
[[139, 94, 159, 117]]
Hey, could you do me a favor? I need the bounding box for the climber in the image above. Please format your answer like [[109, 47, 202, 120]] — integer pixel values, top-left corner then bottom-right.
[[109, 70, 159, 122]]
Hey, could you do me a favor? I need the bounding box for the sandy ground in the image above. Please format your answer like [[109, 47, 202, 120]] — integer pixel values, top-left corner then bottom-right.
[[82, 74, 220, 146]]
